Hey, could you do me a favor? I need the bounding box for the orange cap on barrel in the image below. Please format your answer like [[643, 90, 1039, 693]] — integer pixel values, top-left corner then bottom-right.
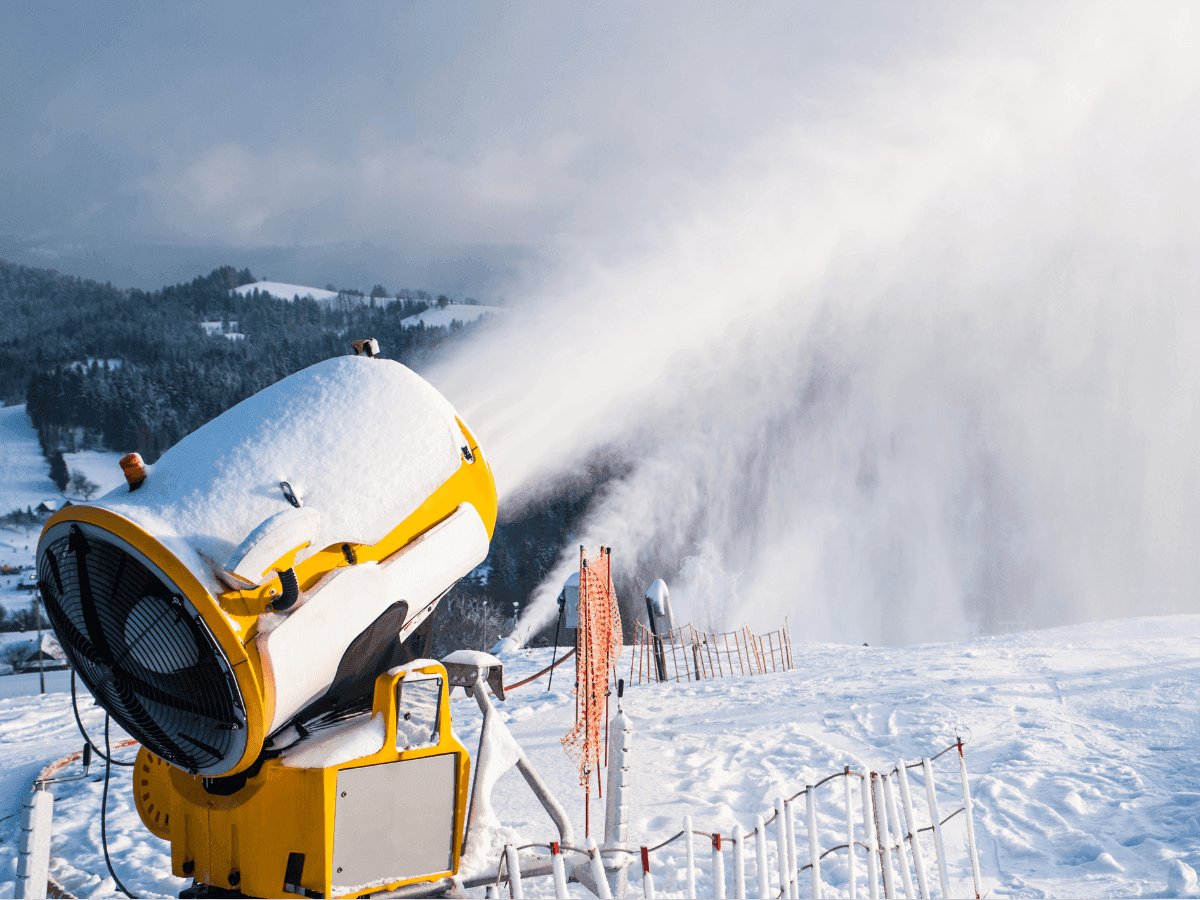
[[120, 452, 147, 490]]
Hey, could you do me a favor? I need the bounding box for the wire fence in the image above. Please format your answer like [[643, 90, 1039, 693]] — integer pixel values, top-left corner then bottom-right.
[[630, 620, 794, 684], [487, 738, 981, 900]]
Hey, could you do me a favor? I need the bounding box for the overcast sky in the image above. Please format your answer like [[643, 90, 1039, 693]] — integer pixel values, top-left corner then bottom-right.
[[0, 1, 1012, 294]]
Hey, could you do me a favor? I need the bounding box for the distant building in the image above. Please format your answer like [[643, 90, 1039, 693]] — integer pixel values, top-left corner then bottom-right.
[[14, 633, 68, 673]]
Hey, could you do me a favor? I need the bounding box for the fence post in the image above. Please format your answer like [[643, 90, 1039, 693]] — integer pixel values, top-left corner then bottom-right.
[[957, 740, 982, 899], [871, 774, 896, 899], [775, 797, 793, 899], [732, 823, 746, 899], [755, 815, 770, 900], [685, 816, 697, 900], [551, 842, 569, 899], [640, 846, 656, 899], [586, 836, 612, 899], [922, 758, 951, 900], [896, 763, 930, 899], [15, 789, 53, 900], [785, 797, 799, 898], [860, 774, 880, 900], [505, 844, 524, 899], [845, 768, 857, 900], [713, 833, 726, 899], [806, 785, 822, 899], [882, 773, 915, 900]]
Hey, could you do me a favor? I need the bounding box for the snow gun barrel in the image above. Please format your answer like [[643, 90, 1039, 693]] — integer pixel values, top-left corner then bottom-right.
[[34, 353, 497, 779]]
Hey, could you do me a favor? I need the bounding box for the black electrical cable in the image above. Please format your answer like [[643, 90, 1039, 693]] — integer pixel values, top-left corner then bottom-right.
[[102, 715, 136, 899], [70, 670, 134, 766]]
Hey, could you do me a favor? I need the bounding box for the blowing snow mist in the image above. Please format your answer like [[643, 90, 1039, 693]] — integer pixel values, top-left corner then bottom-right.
[[426, 4, 1200, 646]]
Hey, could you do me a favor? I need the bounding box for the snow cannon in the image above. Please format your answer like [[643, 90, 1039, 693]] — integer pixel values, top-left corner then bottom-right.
[[35, 351, 498, 897]]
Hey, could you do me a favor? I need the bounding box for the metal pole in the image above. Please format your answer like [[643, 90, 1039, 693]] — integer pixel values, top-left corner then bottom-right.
[[897, 763, 930, 899], [882, 772, 915, 899], [505, 844, 524, 899], [713, 833, 726, 899], [860, 774, 880, 900], [845, 768, 857, 900], [35, 592, 45, 695], [755, 815, 770, 900], [685, 816, 697, 900], [732, 823, 746, 900], [958, 740, 982, 899], [806, 786, 822, 899], [871, 774, 895, 899], [641, 846, 657, 899], [551, 842, 569, 899], [922, 758, 951, 900], [776, 797, 793, 899]]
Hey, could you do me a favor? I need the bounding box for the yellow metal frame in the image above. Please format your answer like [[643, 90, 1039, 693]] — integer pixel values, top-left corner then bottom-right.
[[137, 663, 471, 899], [40, 416, 497, 778]]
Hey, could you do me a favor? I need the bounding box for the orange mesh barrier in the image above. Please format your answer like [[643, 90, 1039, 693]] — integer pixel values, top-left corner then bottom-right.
[[561, 545, 622, 810]]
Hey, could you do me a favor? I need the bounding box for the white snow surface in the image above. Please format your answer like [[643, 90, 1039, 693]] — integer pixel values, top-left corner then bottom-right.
[[89, 356, 469, 597], [231, 281, 338, 303], [281, 713, 386, 769], [0, 405, 60, 515], [62, 450, 128, 499], [442, 649, 503, 667], [403, 303, 503, 329], [5, 617, 1200, 896]]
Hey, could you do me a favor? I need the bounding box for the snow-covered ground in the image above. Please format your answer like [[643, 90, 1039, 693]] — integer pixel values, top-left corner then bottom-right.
[[231, 281, 338, 303], [62, 450, 128, 501], [3, 616, 1200, 897], [0, 405, 61, 517], [402, 302, 504, 328]]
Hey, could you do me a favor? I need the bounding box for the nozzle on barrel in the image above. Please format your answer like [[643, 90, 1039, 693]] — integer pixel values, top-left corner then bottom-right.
[[120, 452, 147, 491]]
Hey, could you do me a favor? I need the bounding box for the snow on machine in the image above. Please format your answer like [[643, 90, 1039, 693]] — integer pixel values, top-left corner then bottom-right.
[[34, 345, 528, 898]]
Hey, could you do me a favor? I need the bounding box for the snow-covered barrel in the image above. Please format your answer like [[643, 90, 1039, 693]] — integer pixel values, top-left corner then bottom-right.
[[35, 354, 497, 777]]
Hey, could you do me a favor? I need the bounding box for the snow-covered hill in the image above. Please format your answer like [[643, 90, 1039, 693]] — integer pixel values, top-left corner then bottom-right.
[[231, 281, 338, 303], [3, 616, 1200, 897], [402, 302, 503, 328]]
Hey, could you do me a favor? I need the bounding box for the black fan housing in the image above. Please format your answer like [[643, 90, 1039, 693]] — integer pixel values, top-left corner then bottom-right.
[[38, 521, 247, 775]]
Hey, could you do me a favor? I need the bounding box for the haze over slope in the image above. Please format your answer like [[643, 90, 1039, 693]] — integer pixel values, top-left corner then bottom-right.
[[426, 4, 1200, 644]]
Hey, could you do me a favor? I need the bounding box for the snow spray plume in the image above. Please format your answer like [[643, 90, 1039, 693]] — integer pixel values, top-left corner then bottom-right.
[[427, 5, 1200, 646]]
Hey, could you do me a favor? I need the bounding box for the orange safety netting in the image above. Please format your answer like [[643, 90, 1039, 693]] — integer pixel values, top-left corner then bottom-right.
[[561, 545, 622, 791]]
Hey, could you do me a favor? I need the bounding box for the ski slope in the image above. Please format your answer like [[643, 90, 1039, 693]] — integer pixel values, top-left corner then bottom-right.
[[2, 616, 1200, 897], [402, 302, 504, 328], [231, 281, 338, 303]]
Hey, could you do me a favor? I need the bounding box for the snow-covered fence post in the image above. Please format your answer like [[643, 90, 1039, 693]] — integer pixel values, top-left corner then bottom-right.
[[806, 786, 822, 899], [685, 816, 697, 899], [713, 833, 727, 899], [732, 823, 746, 899], [586, 837, 612, 899], [921, 758, 951, 900], [505, 844, 524, 899], [957, 740, 982, 899], [604, 684, 633, 898], [640, 847, 656, 899], [845, 769, 858, 900], [784, 797, 799, 898], [871, 774, 896, 899], [775, 798, 792, 899], [860, 773, 880, 900], [551, 842, 569, 899], [882, 773, 915, 900], [15, 789, 53, 900], [755, 814, 770, 900], [896, 763, 930, 899]]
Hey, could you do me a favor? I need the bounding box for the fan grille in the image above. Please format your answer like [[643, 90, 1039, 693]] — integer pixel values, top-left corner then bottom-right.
[[38, 522, 246, 774]]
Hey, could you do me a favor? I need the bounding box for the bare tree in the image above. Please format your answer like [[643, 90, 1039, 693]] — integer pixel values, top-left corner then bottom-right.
[[68, 471, 101, 501]]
